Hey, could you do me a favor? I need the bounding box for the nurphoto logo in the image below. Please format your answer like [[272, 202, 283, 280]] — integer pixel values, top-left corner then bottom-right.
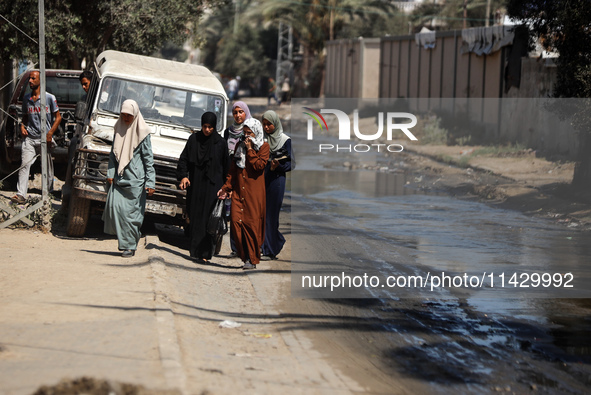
[[303, 108, 418, 153]]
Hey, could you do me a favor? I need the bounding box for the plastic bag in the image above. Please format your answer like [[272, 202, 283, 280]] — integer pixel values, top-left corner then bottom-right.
[[207, 199, 225, 236]]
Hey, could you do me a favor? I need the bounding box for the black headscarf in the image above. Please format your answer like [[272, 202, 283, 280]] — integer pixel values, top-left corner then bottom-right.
[[194, 112, 219, 182], [201, 112, 217, 132]]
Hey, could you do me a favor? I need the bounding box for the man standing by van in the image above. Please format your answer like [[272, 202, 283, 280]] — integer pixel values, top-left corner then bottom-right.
[[10, 71, 62, 204]]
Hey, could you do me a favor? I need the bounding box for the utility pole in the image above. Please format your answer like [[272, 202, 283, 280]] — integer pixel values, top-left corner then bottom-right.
[[463, 0, 468, 29], [275, 22, 293, 99], [233, 0, 240, 34], [39, 0, 50, 230], [0, 0, 49, 230], [485, 0, 492, 27]]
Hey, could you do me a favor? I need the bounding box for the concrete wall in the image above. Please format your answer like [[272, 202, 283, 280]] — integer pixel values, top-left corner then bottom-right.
[[505, 57, 557, 99], [325, 38, 381, 98], [323, 32, 575, 158], [379, 31, 506, 99], [325, 39, 360, 98], [359, 38, 381, 98], [500, 61, 577, 158], [325, 30, 557, 100]]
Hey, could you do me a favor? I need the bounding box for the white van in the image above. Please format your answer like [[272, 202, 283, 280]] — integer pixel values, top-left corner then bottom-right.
[[64, 50, 228, 237]]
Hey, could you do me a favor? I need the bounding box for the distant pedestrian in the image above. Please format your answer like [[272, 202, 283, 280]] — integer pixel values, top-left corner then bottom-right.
[[280, 75, 290, 104], [227, 76, 240, 101], [177, 112, 230, 262], [103, 100, 155, 258], [218, 118, 270, 269], [261, 110, 294, 260], [223, 101, 252, 258], [11, 70, 62, 205], [267, 77, 280, 105]]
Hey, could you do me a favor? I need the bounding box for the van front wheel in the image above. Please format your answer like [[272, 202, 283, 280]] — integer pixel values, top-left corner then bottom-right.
[[66, 192, 90, 237]]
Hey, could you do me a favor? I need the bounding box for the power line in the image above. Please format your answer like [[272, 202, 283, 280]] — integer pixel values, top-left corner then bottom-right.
[[273, 0, 492, 20], [0, 13, 39, 44], [0, 63, 37, 95]]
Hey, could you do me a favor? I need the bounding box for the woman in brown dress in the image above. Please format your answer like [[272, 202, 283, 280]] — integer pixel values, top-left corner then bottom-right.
[[218, 118, 270, 269]]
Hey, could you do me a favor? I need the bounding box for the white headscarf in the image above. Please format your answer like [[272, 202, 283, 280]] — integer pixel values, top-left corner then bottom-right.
[[234, 118, 264, 169], [112, 100, 151, 176]]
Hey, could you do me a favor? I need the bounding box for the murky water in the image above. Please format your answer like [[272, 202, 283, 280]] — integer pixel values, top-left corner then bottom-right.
[[289, 128, 591, 373], [293, 169, 590, 293]]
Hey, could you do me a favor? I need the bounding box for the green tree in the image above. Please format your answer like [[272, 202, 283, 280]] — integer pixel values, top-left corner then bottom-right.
[[214, 24, 268, 80], [410, 0, 505, 31], [198, 1, 236, 71], [245, 0, 398, 96], [338, 9, 408, 38], [507, 0, 591, 192], [0, 0, 210, 70], [409, 2, 445, 31]]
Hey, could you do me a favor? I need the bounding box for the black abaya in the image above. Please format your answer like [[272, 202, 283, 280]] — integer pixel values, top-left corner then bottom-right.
[[177, 131, 229, 259]]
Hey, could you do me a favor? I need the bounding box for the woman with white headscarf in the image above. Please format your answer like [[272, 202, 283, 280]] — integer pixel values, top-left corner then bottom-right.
[[223, 101, 252, 257], [103, 99, 155, 257], [218, 118, 269, 269], [261, 110, 294, 260]]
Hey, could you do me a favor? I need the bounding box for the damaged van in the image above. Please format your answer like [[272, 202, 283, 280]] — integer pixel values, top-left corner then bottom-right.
[[64, 50, 227, 237]]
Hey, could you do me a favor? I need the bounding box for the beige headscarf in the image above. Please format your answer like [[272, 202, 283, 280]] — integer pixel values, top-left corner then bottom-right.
[[112, 100, 151, 176]]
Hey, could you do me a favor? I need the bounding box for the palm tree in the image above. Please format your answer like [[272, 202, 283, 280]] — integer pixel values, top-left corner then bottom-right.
[[245, 0, 398, 96]]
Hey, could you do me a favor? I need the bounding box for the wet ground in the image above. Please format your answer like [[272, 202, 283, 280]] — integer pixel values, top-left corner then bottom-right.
[[286, 123, 591, 393]]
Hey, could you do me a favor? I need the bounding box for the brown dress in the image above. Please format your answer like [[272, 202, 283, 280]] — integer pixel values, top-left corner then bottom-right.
[[222, 143, 270, 264]]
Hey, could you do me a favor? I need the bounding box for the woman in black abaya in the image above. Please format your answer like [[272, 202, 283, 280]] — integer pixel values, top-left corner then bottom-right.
[[177, 112, 229, 261]]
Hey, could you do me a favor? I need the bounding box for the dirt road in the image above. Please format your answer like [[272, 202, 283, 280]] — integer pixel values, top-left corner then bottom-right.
[[0, 206, 371, 394], [2, 98, 591, 394]]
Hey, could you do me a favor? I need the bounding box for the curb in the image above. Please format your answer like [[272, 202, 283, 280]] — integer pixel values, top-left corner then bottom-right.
[[145, 234, 187, 395]]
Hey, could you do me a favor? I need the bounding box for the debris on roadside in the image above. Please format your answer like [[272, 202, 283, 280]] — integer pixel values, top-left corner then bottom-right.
[[32, 377, 180, 395], [219, 320, 242, 329]]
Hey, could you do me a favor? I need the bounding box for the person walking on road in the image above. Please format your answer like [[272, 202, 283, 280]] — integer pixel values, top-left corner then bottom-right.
[[11, 70, 62, 204], [177, 112, 229, 262], [261, 110, 294, 260], [267, 77, 280, 105], [218, 118, 269, 270], [280, 75, 290, 104], [227, 76, 240, 101], [103, 100, 155, 258], [223, 101, 252, 257]]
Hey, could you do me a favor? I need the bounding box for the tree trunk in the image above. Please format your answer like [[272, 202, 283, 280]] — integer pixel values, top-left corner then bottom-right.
[[329, 8, 334, 41], [67, 49, 81, 70], [63, 37, 81, 70], [97, 26, 116, 56]]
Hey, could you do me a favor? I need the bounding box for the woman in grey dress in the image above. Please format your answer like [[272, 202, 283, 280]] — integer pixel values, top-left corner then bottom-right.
[[103, 99, 155, 257]]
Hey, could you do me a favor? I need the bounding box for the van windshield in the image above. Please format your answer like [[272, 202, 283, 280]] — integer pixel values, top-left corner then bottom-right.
[[97, 77, 226, 131]]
